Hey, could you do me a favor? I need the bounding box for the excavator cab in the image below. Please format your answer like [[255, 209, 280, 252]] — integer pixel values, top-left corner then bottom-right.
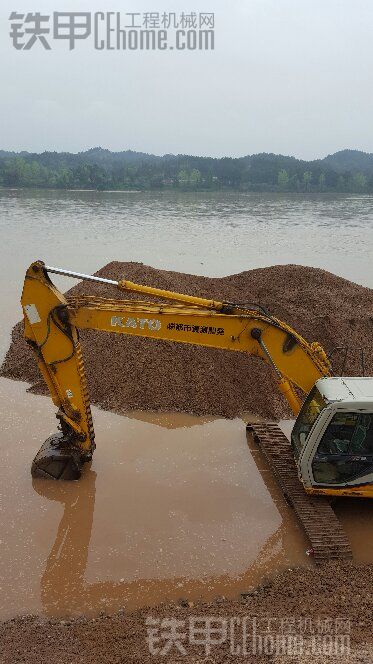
[[292, 377, 373, 497]]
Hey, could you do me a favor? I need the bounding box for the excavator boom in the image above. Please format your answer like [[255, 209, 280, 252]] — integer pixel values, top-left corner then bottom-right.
[[21, 260, 331, 480]]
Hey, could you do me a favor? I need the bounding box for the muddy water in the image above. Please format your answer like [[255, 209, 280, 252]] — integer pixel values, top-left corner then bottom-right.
[[1, 189, 373, 620], [0, 378, 312, 620]]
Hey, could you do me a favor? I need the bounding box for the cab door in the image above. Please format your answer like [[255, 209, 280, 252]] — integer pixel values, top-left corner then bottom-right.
[[308, 411, 373, 487]]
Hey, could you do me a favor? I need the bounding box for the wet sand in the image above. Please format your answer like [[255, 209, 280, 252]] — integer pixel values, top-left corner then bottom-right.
[[2, 563, 373, 664]]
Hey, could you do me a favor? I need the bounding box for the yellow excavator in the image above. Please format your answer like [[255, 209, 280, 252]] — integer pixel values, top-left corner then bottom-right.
[[22, 260, 373, 498]]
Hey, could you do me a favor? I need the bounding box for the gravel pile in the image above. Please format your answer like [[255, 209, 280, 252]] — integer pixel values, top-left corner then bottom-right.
[[2, 262, 372, 419]]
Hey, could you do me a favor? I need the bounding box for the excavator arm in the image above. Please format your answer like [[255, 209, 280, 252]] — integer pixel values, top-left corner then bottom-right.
[[21, 261, 331, 479]]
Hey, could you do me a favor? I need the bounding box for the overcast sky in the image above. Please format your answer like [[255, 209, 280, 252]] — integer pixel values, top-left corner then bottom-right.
[[1, 0, 373, 159]]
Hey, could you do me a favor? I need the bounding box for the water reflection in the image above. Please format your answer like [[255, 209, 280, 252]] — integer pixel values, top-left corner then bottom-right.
[[0, 378, 312, 620], [30, 426, 311, 619], [34, 471, 97, 616], [123, 410, 216, 429]]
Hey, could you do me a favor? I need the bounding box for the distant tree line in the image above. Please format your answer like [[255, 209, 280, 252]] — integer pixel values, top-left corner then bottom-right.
[[276, 168, 368, 193], [0, 148, 372, 192]]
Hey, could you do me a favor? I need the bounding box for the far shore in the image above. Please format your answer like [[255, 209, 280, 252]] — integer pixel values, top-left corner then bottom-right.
[[1, 186, 371, 196]]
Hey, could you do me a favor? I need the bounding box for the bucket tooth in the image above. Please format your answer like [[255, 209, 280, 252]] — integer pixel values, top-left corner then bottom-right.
[[31, 432, 89, 481]]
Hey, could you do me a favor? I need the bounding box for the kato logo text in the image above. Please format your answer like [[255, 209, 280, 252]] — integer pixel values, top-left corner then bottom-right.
[[111, 316, 161, 331]]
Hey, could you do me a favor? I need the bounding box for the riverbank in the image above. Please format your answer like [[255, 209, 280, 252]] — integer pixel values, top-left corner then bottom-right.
[[1, 563, 372, 663], [2, 147, 373, 195]]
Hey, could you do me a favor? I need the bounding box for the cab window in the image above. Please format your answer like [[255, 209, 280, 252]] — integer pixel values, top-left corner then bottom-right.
[[312, 412, 373, 485], [291, 387, 326, 460]]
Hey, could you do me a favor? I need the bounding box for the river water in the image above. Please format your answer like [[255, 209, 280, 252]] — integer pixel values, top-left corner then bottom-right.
[[1, 189, 373, 619]]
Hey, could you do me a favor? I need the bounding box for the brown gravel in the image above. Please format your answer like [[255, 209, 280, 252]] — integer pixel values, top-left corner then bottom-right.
[[1, 563, 372, 663], [2, 262, 372, 419]]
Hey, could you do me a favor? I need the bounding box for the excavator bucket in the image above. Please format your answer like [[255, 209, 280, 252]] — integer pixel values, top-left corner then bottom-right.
[[31, 433, 87, 480]]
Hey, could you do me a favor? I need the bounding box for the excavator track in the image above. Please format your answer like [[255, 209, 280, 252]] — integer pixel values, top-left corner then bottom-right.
[[247, 423, 353, 564]]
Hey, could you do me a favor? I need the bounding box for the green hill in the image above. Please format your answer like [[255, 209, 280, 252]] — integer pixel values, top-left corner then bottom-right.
[[320, 149, 373, 175], [0, 147, 372, 192]]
